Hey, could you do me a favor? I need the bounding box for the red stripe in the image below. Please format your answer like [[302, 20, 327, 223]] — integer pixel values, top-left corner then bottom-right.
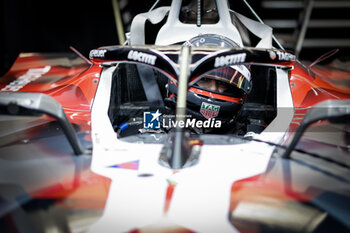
[[189, 87, 243, 103]]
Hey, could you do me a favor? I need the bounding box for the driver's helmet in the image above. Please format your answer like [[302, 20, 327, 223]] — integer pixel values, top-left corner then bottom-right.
[[167, 34, 252, 125]]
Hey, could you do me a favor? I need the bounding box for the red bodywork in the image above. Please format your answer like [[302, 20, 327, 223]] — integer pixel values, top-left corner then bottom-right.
[[0, 53, 111, 228], [286, 62, 350, 132], [290, 61, 350, 107], [0, 53, 102, 131]]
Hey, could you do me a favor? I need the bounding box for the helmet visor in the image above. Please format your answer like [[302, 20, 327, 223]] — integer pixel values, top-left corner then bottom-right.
[[197, 65, 251, 95]]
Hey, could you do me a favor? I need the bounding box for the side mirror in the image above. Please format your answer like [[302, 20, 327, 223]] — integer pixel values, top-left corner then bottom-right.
[[283, 99, 350, 158], [0, 92, 84, 155]]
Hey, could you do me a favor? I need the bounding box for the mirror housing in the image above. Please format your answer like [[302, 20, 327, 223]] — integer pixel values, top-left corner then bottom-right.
[[0, 92, 84, 155], [283, 99, 350, 158]]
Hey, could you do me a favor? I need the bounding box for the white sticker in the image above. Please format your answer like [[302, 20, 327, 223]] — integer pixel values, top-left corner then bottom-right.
[[276, 51, 295, 61], [127, 50, 157, 65], [214, 53, 246, 68], [1, 66, 51, 92], [89, 49, 107, 58]]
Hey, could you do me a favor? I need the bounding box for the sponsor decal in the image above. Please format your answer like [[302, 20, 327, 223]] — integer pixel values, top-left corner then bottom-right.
[[214, 53, 246, 67], [269, 51, 277, 60], [89, 49, 107, 58], [127, 50, 157, 65], [200, 102, 220, 119], [1, 66, 51, 92], [276, 51, 295, 61], [143, 110, 161, 129]]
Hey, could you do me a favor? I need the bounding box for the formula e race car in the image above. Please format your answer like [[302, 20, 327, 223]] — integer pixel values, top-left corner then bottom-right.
[[0, 0, 350, 233]]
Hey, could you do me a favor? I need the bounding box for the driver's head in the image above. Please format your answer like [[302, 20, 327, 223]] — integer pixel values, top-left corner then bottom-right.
[[167, 34, 251, 125], [196, 65, 251, 94]]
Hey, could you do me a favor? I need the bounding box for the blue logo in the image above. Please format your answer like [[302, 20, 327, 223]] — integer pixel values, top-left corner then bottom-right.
[[143, 110, 161, 129]]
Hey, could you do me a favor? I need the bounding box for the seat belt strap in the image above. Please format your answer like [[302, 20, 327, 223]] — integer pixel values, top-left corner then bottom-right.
[[136, 65, 164, 107]]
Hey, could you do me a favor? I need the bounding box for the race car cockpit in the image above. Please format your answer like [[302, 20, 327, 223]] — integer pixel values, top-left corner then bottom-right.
[[103, 47, 278, 143], [89, 0, 294, 145]]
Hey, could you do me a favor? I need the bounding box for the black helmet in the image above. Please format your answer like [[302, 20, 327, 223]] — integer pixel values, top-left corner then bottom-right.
[[167, 34, 252, 126]]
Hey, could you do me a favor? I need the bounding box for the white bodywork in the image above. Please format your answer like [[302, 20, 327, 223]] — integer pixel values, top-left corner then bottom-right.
[[87, 64, 294, 232], [155, 0, 243, 46], [130, 0, 272, 48], [89, 0, 291, 231]]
